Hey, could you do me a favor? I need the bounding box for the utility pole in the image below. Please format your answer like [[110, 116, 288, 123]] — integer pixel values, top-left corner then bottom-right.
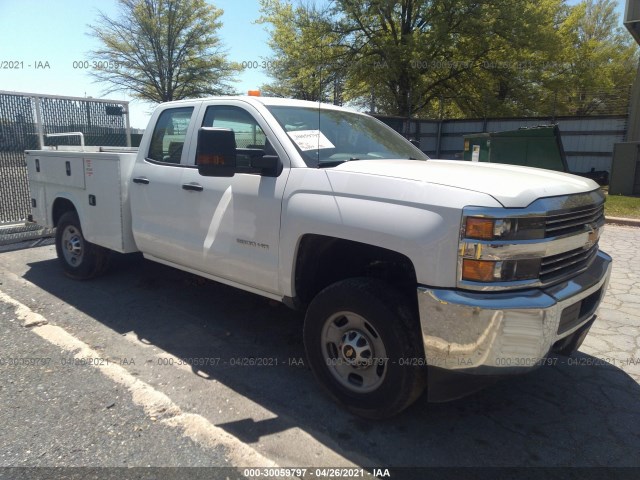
[[609, 1, 640, 194], [624, 0, 640, 141]]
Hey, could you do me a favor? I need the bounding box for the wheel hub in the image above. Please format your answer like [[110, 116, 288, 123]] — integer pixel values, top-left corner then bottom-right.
[[61, 226, 84, 266], [339, 330, 373, 368], [67, 236, 82, 254], [321, 311, 388, 393]]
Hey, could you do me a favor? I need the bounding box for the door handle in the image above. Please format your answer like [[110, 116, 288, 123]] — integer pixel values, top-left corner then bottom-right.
[[133, 177, 150, 185], [182, 183, 203, 192]]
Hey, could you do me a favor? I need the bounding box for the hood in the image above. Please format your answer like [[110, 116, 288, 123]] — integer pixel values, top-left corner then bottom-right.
[[331, 159, 599, 208]]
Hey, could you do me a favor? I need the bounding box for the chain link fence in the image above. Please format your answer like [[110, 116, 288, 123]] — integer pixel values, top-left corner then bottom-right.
[[0, 94, 38, 228], [0, 91, 130, 244]]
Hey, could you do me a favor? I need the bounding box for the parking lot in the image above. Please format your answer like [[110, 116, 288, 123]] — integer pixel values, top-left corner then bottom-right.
[[1, 225, 639, 475]]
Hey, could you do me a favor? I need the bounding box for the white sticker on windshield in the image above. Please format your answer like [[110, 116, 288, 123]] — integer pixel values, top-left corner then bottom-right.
[[287, 130, 335, 151]]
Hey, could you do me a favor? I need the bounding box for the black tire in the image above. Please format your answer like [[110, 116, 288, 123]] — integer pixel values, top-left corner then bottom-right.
[[303, 277, 427, 419], [55, 211, 110, 280]]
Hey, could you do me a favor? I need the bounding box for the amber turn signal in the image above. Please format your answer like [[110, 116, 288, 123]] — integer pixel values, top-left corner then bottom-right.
[[462, 259, 497, 282], [465, 217, 495, 240]]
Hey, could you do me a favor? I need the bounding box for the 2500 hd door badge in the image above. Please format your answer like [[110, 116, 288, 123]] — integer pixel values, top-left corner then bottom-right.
[[236, 238, 270, 250]]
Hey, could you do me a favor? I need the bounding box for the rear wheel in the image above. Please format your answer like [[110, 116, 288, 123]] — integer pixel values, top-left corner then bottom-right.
[[303, 277, 426, 418], [55, 211, 109, 279]]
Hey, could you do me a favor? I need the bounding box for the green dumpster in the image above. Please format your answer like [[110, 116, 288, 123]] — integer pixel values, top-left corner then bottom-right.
[[463, 125, 568, 172]]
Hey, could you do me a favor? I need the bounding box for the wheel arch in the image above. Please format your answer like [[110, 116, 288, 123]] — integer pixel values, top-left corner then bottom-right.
[[290, 234, 418, 310], [51, 196, 80, 227]]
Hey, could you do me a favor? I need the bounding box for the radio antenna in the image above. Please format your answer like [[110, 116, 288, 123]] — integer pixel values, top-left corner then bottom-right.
[[317, 41, 322, 165], [317, 4, 325, 167], [312, 3, 330, 167]]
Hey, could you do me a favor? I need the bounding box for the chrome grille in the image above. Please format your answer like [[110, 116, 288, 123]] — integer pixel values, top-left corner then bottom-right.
[[544, 203, 604, 238], [540, 244, 599, 283]]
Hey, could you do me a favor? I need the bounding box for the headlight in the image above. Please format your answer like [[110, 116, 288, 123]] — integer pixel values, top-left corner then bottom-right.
[[458, 194, 604, 291], [460, 213, 545, 286], [464, 218, 513, 240], [463, 216, 545, 241], [461, 258, 541, 282]]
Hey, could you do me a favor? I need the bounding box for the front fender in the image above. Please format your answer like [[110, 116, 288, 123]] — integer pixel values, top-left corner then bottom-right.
[[278, 168, 501, 297]]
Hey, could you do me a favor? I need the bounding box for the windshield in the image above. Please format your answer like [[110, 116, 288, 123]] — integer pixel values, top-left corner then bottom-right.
[[266, 106, 429, 167]]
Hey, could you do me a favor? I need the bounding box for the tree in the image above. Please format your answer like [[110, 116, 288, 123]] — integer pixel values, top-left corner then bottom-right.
[[89, 0, 239, 103], [555, 0, 638, 115], [335, 0, 477, 116], [260, 0, 572, 117], [260, 0, 637, 118], [257, 0, 345, 103]]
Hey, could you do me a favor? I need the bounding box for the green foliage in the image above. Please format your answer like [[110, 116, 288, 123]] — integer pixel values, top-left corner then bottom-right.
[[89, 0, 239, 103], [441, 0, 569, 118], [257, 0, 345, 102], [555, 0, 638, 115], [334, 0, 523, 116], [259, 0, 638, 118]]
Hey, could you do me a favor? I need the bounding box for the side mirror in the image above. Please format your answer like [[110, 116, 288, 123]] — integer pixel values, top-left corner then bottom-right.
[[197, 127, 236, 177], [409, 139, 421, 149], [251, 154, 283, 177]]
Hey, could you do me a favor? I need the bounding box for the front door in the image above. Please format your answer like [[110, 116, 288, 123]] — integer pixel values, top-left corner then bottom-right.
[[178, 101, 290, 294]]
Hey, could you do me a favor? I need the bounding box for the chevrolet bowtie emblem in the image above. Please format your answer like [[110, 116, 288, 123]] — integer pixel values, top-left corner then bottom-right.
[[584, 224, 599, 250]]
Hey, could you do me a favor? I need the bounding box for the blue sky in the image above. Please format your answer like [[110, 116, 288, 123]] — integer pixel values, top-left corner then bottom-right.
[[0, 0, 629, 128], [0, 0, 273, 127]]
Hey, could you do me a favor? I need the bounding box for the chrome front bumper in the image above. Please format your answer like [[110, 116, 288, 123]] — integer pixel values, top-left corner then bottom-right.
[[417, 250, 612, 375]]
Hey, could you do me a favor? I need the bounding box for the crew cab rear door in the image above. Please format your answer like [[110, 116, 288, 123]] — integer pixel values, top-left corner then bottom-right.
[[129, 101, 202, 265]]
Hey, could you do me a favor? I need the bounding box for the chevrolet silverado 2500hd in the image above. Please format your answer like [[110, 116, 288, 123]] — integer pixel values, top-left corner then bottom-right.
[[26, 96, 612, 418]]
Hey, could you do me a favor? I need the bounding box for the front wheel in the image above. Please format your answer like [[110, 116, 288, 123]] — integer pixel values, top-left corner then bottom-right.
[[55, 211, 109, 279], [303, 278, 426, 419]]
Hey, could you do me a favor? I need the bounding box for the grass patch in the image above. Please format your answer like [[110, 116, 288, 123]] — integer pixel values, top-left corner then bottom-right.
[[605, 194, 640, 219]]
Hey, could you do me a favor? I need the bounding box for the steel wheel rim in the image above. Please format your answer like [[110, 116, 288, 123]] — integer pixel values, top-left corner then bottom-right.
[[321, 311, 388, 393], [61, 225, 84, 267]]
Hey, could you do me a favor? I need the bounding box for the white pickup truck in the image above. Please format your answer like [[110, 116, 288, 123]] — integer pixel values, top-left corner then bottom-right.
[[26, 96, 612, 418]]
